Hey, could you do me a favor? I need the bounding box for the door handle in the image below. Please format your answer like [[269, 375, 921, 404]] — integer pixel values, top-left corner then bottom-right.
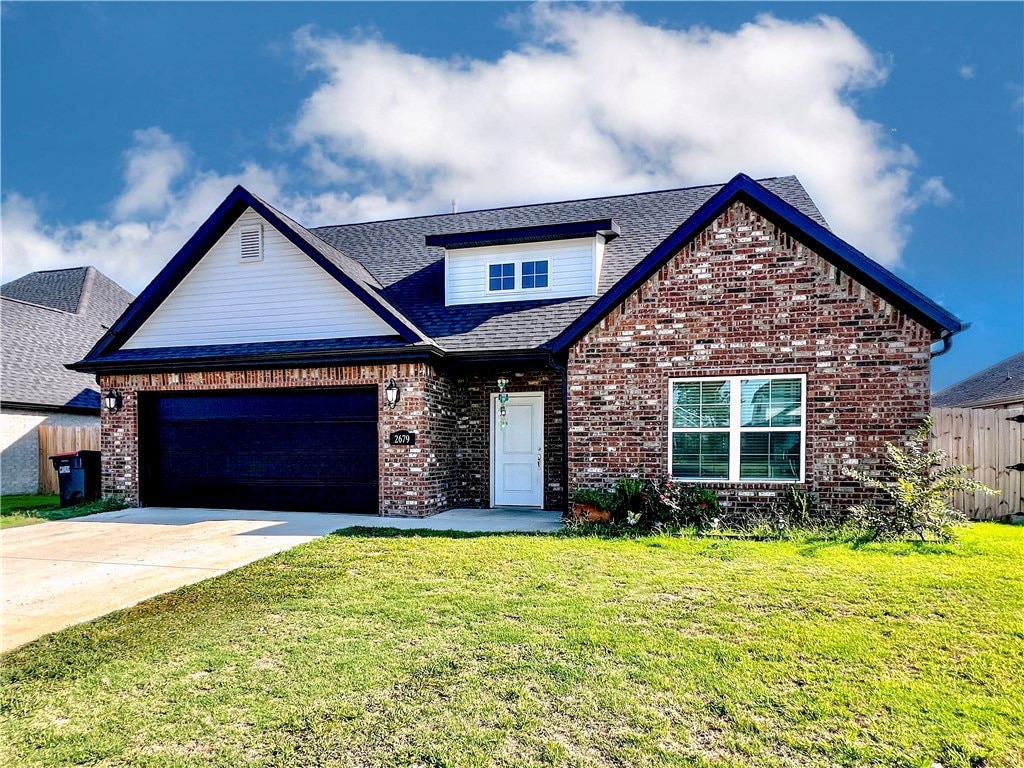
[[537, 450, 542, 469]]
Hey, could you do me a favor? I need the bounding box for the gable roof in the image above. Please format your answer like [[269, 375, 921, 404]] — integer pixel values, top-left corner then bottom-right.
[[72, 174, 961, 373], [78, 186, 427, 367], [547, 173, 962, 353], [1, 267, 134, 410], [931, 352, 1024, 408]]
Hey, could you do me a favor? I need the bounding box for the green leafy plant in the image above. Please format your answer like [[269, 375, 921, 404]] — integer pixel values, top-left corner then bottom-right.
[[654, 479, 721, 529], [843, 416, 998, 541], [774, 486, 818, 528], [610, 476, 657, 524], [572, 487, 615, 511]]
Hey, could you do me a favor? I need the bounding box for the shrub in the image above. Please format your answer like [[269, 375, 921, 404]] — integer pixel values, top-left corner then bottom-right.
[[572, 487, 615, 511], [842, 416, 998, 541], [653, 479, 721, 529], [609, 476, 657, 525]]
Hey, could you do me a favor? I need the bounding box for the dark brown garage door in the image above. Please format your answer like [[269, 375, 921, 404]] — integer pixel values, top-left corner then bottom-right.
[[139, 388, 378, 513]]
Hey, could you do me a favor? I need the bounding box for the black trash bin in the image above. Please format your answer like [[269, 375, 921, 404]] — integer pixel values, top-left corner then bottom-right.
[[50, 450, 102, 507]]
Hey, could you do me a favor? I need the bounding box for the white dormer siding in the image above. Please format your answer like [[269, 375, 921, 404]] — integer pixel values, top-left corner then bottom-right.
[[122, 209, 394, 349], [445, 237, 605, 306]]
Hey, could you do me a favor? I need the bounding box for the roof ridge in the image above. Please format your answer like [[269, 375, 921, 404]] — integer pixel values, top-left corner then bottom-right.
[[0, 294, 77, 314], [76, 266, 96, 315], [310, 176, 798, 231]]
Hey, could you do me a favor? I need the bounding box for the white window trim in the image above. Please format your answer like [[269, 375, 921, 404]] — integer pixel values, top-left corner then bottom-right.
[[484, 257, 552, 295], [520, 258, 550, 291], [667, 374, 806, 483], [486, 260, 517, 293]]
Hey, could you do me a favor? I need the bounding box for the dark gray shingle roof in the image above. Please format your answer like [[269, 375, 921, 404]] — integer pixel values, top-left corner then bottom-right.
[[312, 176, 827, 351], [2, 268, 134, 409], [932, 352, 1024, 408]]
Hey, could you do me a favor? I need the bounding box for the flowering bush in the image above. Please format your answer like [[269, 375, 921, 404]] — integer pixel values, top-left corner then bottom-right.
[[653, 478, 721, 529], [569, 476, 722, 532]]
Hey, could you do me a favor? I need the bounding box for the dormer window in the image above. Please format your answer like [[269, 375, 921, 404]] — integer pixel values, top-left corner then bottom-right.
[[488, 263, 515, 292], [429, 218, 619, 307], [522, 260, 549, 289]]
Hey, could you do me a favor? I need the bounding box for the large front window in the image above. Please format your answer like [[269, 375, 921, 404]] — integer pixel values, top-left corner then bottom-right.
[[669, 375, 805, 482]]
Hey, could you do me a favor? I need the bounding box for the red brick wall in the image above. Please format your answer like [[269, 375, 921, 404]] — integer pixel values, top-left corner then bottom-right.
[[566, 201, 933, 515], [451, 368, 565, 511], [100, 363, 462, 517], [99, 362, 565, 515]]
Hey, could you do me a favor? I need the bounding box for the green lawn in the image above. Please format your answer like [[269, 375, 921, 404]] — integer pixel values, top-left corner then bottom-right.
[[1, 524, 1021, 768], [0, 494, 126, 528]]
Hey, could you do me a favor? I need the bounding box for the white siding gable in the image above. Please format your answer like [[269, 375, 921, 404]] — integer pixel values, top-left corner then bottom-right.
[[445, 237, 604, 306], [123, 209, 395, 349]]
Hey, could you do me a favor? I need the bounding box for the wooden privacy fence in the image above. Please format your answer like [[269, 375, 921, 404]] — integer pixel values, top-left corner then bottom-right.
[[37, 425, 101, 494], [930, 407, 1023, 520]]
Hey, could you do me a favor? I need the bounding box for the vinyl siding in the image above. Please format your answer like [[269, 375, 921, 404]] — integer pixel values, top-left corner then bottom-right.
[[445, 239, 600, 306], [123, 209, 394, 349]]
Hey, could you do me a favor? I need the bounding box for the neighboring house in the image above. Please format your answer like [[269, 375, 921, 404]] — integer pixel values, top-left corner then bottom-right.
[[931, 352, 1024, 410], [72, 174, 962, 516], [1, 267, 134, 494]]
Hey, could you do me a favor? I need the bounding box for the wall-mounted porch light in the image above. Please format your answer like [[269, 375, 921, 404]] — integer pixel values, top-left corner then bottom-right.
[[384, 378, 401, 409], [496, 377, 510, 430], [103, 389, 123, 413]]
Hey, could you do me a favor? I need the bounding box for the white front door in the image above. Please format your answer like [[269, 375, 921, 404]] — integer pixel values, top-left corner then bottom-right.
[[491, 392, 544, 507]]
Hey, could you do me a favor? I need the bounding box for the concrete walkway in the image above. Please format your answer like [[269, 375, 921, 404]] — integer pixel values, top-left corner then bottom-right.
[[1, 506, 561, 651]]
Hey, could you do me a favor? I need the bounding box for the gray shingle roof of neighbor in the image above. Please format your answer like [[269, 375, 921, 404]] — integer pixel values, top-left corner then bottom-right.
[[1, 267, 134, 409], [311, 176, 829, 352], [931, 352, 1024, 408]]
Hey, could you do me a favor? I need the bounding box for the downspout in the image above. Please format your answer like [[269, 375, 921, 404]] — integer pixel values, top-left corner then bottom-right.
[[930, 333, 953, 359], [931, 322, 968, 359], [547, 351, 570, 518]]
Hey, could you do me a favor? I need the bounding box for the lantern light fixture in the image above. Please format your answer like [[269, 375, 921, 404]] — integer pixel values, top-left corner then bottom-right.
[[384, 378, 401, 409], [496, 376, 510, 430], [103, 389, 123, 413]]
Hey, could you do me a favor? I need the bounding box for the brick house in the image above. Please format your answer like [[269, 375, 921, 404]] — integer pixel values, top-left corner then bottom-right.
[[71, 174, 962, 517]]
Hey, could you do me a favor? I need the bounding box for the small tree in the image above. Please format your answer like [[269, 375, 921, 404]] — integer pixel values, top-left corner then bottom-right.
[[843, 416, 998, 541]]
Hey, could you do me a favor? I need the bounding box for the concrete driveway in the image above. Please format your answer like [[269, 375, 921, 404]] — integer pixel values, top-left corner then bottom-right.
[[1, 506, 561, 651]]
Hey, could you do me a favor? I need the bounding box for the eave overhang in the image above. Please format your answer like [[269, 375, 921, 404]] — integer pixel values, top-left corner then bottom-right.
[[426, 219, 620, 250]]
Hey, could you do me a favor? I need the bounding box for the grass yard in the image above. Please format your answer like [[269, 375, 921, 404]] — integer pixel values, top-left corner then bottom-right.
[[0, 494, 126, 529], [1, 524, 1021, 768]]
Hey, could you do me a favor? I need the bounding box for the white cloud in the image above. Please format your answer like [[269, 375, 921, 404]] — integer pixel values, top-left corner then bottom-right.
[[113, 128, 190, 220], [3, 5, 955, 293], [0, 130, 412, 292], [959, 64, 975, 79], [290, 6, 948, 266]]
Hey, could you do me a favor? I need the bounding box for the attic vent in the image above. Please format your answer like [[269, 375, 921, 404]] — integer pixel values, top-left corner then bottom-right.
[[239, 225, 263, 262]]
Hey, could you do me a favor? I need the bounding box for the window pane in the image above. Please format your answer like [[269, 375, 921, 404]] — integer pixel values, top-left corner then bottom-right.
[[740, 378, 802, 427], [672, 380, 729, 428], [489, 263, 515, 291], [672, 432, 729, 479], [522, 260, 549, 289], [740, 432, 801, 480]]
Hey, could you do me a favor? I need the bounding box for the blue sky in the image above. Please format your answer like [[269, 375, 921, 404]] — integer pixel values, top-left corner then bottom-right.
[[2, 2, 1021, 391]]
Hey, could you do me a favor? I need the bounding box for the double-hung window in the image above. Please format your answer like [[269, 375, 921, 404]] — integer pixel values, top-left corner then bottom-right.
[[669, 375, 805, 482]]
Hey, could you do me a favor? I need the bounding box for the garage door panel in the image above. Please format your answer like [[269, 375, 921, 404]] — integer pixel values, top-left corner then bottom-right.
[[141, 388, 378, 513]]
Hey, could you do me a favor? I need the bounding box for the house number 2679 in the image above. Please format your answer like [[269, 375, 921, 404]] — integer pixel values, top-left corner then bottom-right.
[[389, 431, 416, 446]]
